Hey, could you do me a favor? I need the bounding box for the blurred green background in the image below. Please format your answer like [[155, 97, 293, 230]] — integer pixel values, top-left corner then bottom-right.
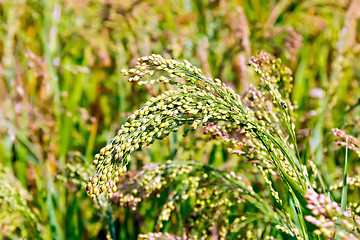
[[0, 0, 359, 239]]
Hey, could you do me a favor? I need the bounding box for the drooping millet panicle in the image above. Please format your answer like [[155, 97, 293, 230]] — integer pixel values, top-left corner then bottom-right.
[[86, 88, 243, 198], [86, 54, 250, 198], [86, 53, 308, 204]]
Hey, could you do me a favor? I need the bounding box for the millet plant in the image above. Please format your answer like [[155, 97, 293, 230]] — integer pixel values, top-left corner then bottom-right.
[[86, 51, 360, 239]]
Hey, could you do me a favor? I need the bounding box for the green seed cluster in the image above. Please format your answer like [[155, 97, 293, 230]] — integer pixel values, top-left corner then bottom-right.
[[87, 55, 310, 234], [83, 52, 360, 239], [248, 52, 311, 191], [248, 50, 293, 99], [138, 232, 182, 240], [307, 159, 320, 189], [330, 176, 360, 190], [84, 52, 348, 239], [275, 225, 303, 240], [205, 83, 300, 185], [0, 164, 38, 237], [349, 202, 360, 215], [87, 54, 258, 199], [258, 165, 282, 205], [86, 84, 239, 198], [204, 122, 244, 149], [240, 85, 295, 176], [116, 162, 196, 210], [111, 161, 266, 239]]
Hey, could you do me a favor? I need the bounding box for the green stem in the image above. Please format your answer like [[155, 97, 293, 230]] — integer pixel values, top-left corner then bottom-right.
[[335, 137, 349, 240], [340, 137, 349, 212], [106, 206, 116, 240]]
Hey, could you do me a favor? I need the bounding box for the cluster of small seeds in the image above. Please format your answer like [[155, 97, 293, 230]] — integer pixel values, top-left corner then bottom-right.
[[87, 54, 262, 199], [275, 225, 302, 239], [0, 164, 37, 232], [305, 189, 342, 217], [331, 128, 360, 156], [85, 52, 344, 239], [187, 190, 240, 239], [138, 232, 183, 240], [242, 86, 280, 131], [86, 54, 310, 227], [307, 159, 320, 188], [127, 54, 253, 119], [248, 50, 293, 99], [304, 189, 360, 239], [86, 84, 240, 198], [249, 52, 307, 187], [204, 121, 243, 145], [349, 203, 360, 215], [111, 161, 260, 238], [205, 83, 300, 185], [240, 85, 298, 178], [330, 176, 360, 190], [258, 165, 282, 205], [116, 162, 194, 210]]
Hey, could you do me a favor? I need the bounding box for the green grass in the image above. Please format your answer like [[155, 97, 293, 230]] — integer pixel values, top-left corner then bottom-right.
[[0, 0, 359, 239]]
